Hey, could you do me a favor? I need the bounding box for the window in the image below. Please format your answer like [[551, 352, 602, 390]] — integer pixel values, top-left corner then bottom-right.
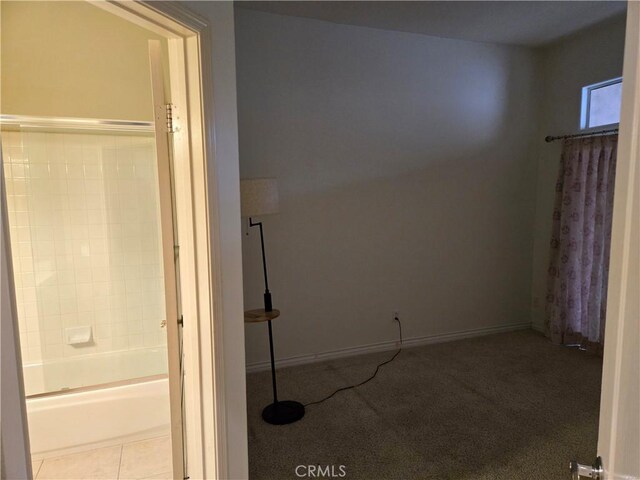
[[581, 77, 622, 129]]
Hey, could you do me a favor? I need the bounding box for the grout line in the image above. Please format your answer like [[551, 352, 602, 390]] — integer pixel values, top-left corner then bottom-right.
[[139, 473, 171, 480], [34, 443, 121, 463], [33, 438, 170, 480], [121, 433, 169, 448], [33, 460, 43, 479], [116, 443, 124, 480]]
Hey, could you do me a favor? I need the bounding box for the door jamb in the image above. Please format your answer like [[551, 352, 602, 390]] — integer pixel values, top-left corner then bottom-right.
[[96, 2, 228, 478], [598, 2, 640, 478]]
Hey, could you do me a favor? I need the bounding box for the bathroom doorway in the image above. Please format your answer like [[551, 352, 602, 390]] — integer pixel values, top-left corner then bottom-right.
[[1, 2, 223, 479]]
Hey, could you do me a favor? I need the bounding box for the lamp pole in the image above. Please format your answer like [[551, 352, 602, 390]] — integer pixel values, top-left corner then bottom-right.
[[246, 213, 304, 425], [249, 217, 272, 312], [249, 217, 278, 405]]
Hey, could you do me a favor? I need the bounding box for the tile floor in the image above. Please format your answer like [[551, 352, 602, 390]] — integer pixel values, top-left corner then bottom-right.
[[31, 436, 172, 480]]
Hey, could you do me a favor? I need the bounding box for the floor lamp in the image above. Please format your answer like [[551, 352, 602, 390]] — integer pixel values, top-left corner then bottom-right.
[[240, 178, 305, 425]]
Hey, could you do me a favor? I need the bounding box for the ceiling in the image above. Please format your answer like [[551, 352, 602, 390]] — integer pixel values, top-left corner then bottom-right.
[[235, 1, 627, 47]]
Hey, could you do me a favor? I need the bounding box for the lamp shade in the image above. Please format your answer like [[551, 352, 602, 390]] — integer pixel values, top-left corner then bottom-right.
[[240, 178, 279, 217]]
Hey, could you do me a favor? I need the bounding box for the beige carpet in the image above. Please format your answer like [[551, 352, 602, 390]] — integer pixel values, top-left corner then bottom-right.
[[246, 330, 602, 479]]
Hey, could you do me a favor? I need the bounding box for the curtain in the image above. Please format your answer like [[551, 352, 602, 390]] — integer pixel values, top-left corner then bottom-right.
[[545, 134, 617, 353]]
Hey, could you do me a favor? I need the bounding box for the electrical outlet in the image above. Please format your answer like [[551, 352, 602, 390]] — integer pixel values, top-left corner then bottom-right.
[[393, 311, 399, 321]]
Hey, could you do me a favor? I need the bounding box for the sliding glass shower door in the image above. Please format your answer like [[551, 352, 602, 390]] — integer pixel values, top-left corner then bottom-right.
[[1, 122, 169, 396]]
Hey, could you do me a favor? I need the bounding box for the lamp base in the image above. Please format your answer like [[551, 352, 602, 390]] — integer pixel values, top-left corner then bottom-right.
[[262, 400, 305, 425]]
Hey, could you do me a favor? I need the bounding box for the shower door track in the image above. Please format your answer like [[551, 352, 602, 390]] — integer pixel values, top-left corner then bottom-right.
[[25, 374, 168, 400], [0, 114, 154, 134]]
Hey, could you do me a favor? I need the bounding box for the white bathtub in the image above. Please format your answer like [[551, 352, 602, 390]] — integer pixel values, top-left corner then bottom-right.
[[25, 348, 171, 458]]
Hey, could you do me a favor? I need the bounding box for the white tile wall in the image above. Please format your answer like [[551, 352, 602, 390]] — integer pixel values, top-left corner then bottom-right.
[[1, 130, 167, 391]]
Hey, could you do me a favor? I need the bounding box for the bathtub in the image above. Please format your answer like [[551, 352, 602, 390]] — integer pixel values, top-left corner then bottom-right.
[[25, 348, 171, 458]]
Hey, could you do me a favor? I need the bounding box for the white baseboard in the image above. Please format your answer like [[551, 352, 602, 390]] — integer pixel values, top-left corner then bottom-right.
[[246, 321, 532, 373]]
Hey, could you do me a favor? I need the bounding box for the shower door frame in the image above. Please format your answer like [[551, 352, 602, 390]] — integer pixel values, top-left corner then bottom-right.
[[84, 2, 232, 478]]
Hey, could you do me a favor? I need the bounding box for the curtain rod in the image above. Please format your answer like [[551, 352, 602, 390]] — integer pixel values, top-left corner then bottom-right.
[[545, 128, 618, 143], [0, 114, 154, 134]]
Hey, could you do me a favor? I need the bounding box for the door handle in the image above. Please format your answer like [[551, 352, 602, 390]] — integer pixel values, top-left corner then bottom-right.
[[570, 457, 603, 479]]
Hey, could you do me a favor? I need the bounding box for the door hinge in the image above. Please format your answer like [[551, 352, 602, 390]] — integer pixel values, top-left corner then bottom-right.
[[570, 456, 603, 480], [178, 315, 184, 326], [166, 103, 176, 133]]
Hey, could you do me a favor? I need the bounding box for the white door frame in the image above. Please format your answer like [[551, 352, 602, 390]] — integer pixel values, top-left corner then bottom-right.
[[1, 148, 33, 480], [148, 38, 186, 480], [598, 2, 640, 479], [103, 3, 231, 478]]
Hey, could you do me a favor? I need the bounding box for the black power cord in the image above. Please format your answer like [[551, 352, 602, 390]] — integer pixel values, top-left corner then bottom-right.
[[304, 316, 403, 407]]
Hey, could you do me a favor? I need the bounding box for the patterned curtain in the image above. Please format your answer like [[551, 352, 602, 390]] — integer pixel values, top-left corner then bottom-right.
[[545, 134, 617, 353]]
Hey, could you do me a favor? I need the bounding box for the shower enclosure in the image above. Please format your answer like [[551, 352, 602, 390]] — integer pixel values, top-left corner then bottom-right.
[[1, 115, 171, 455]]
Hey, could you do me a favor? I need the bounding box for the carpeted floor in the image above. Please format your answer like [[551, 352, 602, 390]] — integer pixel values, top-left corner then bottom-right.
[[246, 330, 603, 479]]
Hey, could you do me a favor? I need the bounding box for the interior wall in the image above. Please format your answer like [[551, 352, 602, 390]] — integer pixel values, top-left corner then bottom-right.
[[235, 9, 542, 367], [530, 14, 627, 331], [0, 1, 167, 121]]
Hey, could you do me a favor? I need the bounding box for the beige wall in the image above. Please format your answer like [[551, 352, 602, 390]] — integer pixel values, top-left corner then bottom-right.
[[530, 14, 627, 330], [236, 9, 542, 368], [1, 1, 166, 121]]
